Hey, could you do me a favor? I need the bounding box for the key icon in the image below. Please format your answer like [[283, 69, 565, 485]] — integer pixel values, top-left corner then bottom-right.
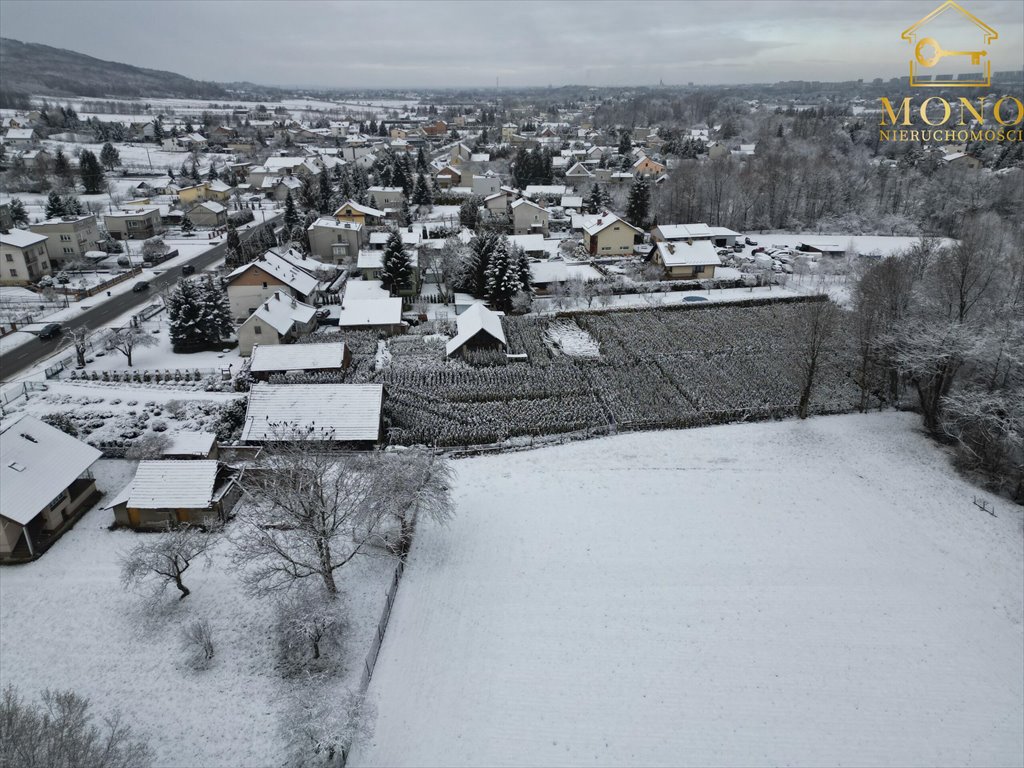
[[915, 37, 987, 67]]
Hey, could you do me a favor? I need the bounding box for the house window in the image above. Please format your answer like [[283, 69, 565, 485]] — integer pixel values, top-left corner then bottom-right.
[[4, 254, 11, 262], [63, 247, 74, 254], [49, 489, 67, 509], [9, 269, 17, 277], [261, 282, 268, 288], [60, 234, 72, 241], [601, 246, 611, 251], [128, 220, 138, 228], [254, 325, 262, 335], [613, 226, 620, 231]]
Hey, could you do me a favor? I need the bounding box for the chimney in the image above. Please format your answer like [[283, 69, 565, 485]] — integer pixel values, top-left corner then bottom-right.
[[263, 302, 270, 311]]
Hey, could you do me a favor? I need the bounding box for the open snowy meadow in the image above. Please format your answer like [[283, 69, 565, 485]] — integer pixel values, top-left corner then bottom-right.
[[352, 413, 1024, 767]]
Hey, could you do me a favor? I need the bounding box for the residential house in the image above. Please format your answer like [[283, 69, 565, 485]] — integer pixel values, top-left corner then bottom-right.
[[421, 119, 448, 137], [237, 291, 318, 356], [434, 166, 462, 189], [565, 162, 594, 188], [188, 201, 228, 229], [108, 460, 239, 530], [3, 128, 36, 146], [0, 229, 51, 285], [1, 415, 102, 562], [240, 383, 384, 447], [581, 213, 643, 257], [511, 198, 550, 236], [632, 156, 666, 178], [524, 185, 568, 201], [366, 186, 405, 209], [17, 148, 51, 171], [29, 214, 101, 267], [445, 303, 507, 358], [161, 431, 219, 460], [651, 240, 721, 279], [528, 260, 603, 294], [334, 200, 386, 227], [471, 175, 500, 197], [484, 191, 510, 218], [178, 183, 210, 207], [943, 152, 982, 169], [225, 251, 324, 322], [249, 341, 350, 381], [307, 218, 365, 264], [450, 143, 474, 164], [103, 207, 163, 240], [652, 223, 740, 248], [262, 175, 304, 202], [204, 179, 234, 202]]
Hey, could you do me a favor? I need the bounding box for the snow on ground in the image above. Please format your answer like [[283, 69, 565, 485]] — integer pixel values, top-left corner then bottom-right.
[[0, 460, 398, 768], [352, 413, 1023, 767], [0, 331, 36, 355], [544, 320, 600, 358]]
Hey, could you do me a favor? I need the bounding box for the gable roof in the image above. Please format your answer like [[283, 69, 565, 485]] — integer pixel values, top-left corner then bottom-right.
[[242, 291, 317, 335], [226, 252, 321, 296], [566, 162, 593, 176], [122, 460, 220, 509], [333, 200, 385, 218], [162, 431, 217, 457], [511, 197, 548, 214], [1, 415, 101, 525], [241, 383, 383, 442], [336, 297, 403, 327], [581, 213, 642, 237], [250, 342, 347, 373], [343, 279, 390, 300], [446, 302, 507, 356], [654, 223, 713, 240]]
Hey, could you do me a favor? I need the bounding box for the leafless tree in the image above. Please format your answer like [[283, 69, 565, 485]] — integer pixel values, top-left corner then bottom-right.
[[119, 524, 220, 600], [180, 618, 215, 670], [376, 449, 455, 554], [790, 298, 840, 419], [0, 685, 154, 768], [61, 325, 91, 368], [233, 440, 393, 596], [109, 326, 157, 367], [280, 685, 374, 767], [275, 585, 345, 672]]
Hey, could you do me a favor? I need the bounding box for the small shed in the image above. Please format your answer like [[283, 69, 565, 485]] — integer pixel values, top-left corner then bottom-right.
[[161, 431, 218, 460], [249, 342, 350, 381], [109, 460, 239, 530], [446, 303, 507, 358]]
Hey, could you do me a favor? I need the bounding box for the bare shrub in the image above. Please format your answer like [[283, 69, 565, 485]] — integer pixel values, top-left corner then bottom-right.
[[181, 618, 215, 670]]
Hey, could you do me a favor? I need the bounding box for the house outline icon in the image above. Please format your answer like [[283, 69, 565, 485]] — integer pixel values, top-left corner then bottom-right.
[[901, 0, 998, 87]]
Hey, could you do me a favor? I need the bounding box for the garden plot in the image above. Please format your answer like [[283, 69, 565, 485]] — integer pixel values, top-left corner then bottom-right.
[[0, 458, 398, 768], [352, 413, 1024, 767], [543, 320, 601, 358]]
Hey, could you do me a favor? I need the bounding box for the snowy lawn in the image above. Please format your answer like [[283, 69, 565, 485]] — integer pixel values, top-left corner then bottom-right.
[[0, 460, 399, 768], [352, 413, 1023, 767]]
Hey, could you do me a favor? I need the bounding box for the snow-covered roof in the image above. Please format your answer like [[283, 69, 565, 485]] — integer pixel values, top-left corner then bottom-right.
[[524, 185, 568, 198], [207, 179, 232, 192], [195, 201, 226, 214], [105, 206, 160, 218], [344, 280, 390, 300], [162, 431, 217, 458], [241, 383, 383, 442], [227, 252, 321, 297], [244, 291, 317, 335], [0, 229, 47, 249], [368, 186, 403, 193], [566, 162, 593, 176], [333, 200, 385, 218], [4, 128, 34, 140], [1, 415, 102, 525], [655, 223, 713, 240], [446, 303, 507, 356], [581, 213, 642, 237], [507, 234, 547, 254], [263, 156, 307, 171], [529, 260, 569, 284], [561, 195, 583, 209], [250, 342, 347, 373], [511, 198, 547, 213], [655, 239, 722, 268], [336, 298, 403, 327], [123, 460, 220, 509], [368, 229, 421, 247], [309, 216, 362, 232]]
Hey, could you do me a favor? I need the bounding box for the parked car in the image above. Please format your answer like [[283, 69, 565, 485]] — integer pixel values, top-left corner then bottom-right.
[[37, 323, 62, 340], [717, 248, 732, 257], [116, 256, 130, 267], [181, 264, 196, 276], [745, 237, 758, 246], [132, 281, 150, 293], [732, 243, 744, 252], [752, 247, 765, 255]]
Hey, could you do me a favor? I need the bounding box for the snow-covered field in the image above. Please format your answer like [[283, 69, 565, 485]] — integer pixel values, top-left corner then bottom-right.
[[352, 413, 1024, 767], [0, 460, 398, 768]]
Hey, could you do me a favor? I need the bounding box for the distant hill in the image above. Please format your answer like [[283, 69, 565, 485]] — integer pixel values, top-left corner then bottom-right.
[[0, 38, 229, 101]]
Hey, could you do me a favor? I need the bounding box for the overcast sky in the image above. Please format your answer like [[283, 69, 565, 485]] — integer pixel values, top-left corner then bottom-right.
[[1, 0, 1022, 88]]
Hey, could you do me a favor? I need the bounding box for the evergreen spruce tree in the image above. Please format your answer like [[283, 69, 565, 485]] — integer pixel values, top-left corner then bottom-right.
[[99, 142, 120, 171], [189, 161, 202, 183], [167, 278, 206, 350], [225, 225, 242, 266], [380, 230, 412, 296], [317, 171, 333, 214], [198, 277, 233, 345], [513, 244, 532, 293], [78, 150, 104, 193], [8, 198, 28, 227], [625, 177, 651, 228], [416, 146, 428, 174], [398, 197, 412, 227], [45, 190, 66, 219], [53, 149, 73, 186], [63, 195, 84, 215], [464, 232, 497, 297], [412, 173, 432, 206], [207, 163, 219, 181], [618, 130, 632, 155], [283, 191, 299, 228], [181, 214, 195, 235], [484, 236, 523, 313]]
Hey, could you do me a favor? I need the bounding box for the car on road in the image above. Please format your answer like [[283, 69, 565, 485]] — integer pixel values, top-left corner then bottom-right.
[[37, 323, 62, 340], [181, 264, 196, 276], [132, 281, 150, 293]]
